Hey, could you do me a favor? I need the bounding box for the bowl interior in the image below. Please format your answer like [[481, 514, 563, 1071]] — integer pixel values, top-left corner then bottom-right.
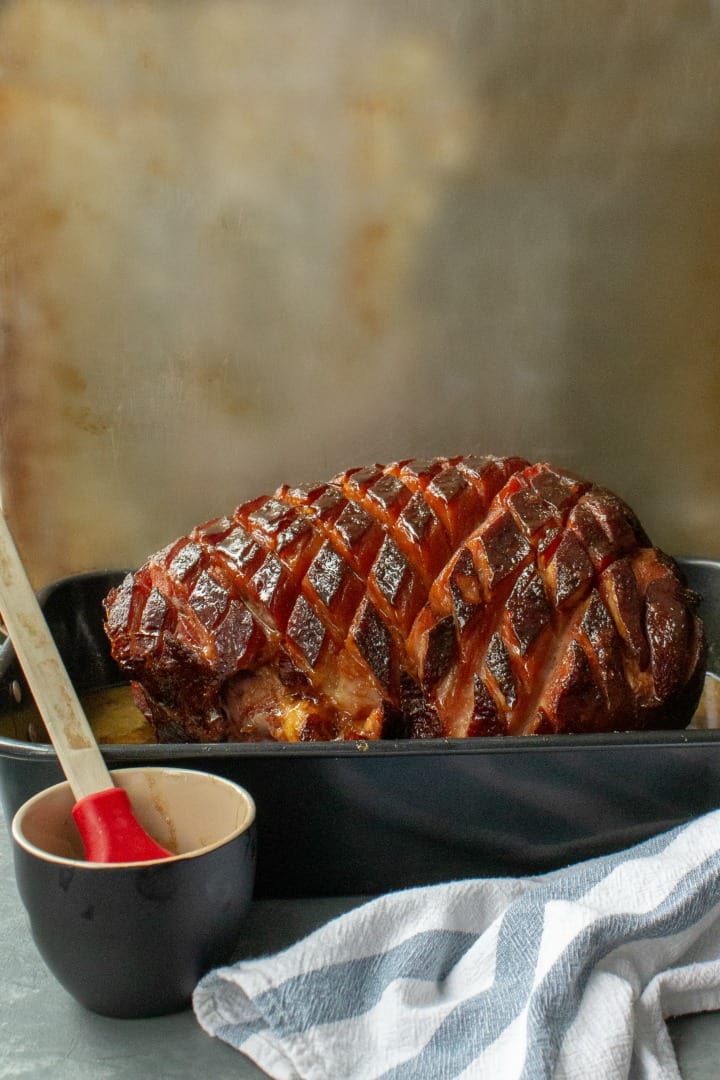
[[13, 767, 256, 865]]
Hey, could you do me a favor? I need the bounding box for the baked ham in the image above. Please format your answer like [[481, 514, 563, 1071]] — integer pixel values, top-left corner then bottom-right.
[[103, 456, 706, 742]]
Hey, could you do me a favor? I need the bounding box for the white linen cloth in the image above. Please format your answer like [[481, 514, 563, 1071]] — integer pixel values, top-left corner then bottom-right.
[[193, 810, 720, 1079]]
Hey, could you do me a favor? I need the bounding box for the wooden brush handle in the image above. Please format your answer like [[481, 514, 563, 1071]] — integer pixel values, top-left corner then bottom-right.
[[0, 511, 113, 799]]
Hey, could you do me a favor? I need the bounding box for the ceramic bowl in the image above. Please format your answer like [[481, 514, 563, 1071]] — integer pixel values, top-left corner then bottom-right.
[[11, 766, 256, 1018]]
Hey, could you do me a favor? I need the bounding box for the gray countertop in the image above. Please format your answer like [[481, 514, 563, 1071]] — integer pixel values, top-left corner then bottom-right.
[[2, 824, 720, 1080]]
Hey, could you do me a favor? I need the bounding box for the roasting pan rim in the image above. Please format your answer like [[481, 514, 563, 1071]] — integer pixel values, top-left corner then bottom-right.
[[2, 729, 720, 765]]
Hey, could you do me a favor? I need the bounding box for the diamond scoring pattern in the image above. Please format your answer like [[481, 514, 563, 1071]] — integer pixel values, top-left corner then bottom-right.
[[104, 456, 705, 743]]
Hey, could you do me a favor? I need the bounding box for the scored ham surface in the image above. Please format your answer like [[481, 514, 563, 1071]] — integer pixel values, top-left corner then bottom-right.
[[103, 456, 707, 742]]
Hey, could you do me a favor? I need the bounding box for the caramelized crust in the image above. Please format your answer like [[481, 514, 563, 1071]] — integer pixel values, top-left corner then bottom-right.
[[104, 457, 706, 742]]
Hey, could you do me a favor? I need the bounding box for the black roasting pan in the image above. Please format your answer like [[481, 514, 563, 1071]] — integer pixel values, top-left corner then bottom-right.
[[1, 559, 718, 898]]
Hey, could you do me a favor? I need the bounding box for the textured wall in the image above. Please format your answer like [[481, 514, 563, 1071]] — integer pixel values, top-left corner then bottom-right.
[[0, 0, 719, 586]]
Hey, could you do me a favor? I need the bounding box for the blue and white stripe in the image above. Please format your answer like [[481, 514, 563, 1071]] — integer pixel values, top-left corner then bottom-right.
[[194, 809, 720, 1079]]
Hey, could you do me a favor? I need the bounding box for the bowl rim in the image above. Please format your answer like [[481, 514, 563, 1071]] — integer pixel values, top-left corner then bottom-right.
[[11, 765, 256, 869]]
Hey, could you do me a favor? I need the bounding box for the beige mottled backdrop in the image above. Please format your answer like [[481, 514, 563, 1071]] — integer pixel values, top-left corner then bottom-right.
[[0, 0, 718, 586]]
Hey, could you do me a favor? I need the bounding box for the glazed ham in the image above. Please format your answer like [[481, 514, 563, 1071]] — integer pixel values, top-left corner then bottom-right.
[[103, 456, 706, 742]]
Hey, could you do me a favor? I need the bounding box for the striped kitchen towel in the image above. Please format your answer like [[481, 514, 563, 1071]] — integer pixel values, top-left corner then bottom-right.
[[193, 809, 720, 1080]]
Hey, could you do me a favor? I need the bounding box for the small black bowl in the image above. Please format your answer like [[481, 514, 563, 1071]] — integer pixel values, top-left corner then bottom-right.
[[11, 766, 256, 1018]]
